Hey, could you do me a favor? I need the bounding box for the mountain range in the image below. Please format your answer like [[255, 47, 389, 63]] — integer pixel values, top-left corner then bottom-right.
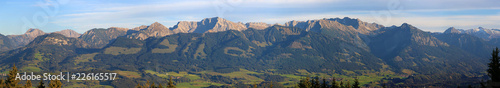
[[443, 27, 500, 40], [0, 17, 495, 87]]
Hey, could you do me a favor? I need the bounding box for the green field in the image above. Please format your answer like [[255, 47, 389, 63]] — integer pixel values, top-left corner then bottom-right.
[[176, 80, 224, 88], [139, 68, 405, 87], [115, 70, 141, 78], [20, 66, 42, 72]]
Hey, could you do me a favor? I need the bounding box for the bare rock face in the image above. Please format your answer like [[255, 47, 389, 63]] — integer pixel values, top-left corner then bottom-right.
[[7, 28, 47, 48], [127, 22, 174, 40], [443, 27, 462, 34], [171, 17, 247, 33], [24, 28, 46, 38], [245, 22, 271, 30], [131, 25, 148, 31], [110, 27, 132, 31], [284, 17, 383, 34], [28, 33, 89, 48], [325, 17, 384, 34], [54, 29, 81, 38], [284, 18, 377, 50], [79, 27, 129, 48], [171, 21, 198, 33], [284, 20, 320, 31], [443, 27, 500, 40]]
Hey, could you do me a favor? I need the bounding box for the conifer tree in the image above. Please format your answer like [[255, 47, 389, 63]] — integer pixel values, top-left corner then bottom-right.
[[167, 76, 176, 88], [49, 79, 62, 88], [150, 82, 156, 88], [346, 81, 351, 88], [270, 81, 273, 88], [146, 80, 150, 88], [332, 78, 338, 88], [136, 83, 142, 88], [353, 78, 360, 88], [340, 81, 344, 88], [321, 78, 327, 88], [24, 80, 32, 88], [382, 82, 386, 88], [6, 64, 19, 87], [0, 79, 4, 88], [37, 80, 45, 88], [313, 76, 320, 88], [488, 47, 500, 82], [298, 76, 312, 88]]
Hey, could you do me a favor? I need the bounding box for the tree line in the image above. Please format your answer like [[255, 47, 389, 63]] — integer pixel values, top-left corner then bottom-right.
[[296, 76, 360, 88], [136, 76, 176, 88]]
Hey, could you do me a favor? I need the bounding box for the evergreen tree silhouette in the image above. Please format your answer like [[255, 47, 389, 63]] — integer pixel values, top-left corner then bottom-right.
[[331, 77, 338, 88], [167, 76, 176, 88], [37, 80, 45, 88], [353, 78, 360, 88], [24, 80, 32, 88], [321, 78, 327, 88], [6, 64, 19, 87], [488, 47, 500, 82]]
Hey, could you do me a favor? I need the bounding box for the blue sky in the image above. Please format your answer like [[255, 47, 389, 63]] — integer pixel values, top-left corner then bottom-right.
[[1, 0, 500, 35]]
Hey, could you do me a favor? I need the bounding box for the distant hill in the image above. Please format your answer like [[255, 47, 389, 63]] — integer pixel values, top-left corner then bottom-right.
[[0, 34, 14, 51], [0, 33, 89, 72], [369, 23, 485, 75], [7, 28, 46, 48]]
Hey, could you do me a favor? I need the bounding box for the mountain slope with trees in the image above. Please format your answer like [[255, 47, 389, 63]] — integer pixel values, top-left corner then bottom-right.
[[0, 17, 494, 87]]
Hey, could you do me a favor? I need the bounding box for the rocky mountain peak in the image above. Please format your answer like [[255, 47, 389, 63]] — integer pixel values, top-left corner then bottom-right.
[[401, 23, 410, 27], [285, 17, 382, 34], [79, 28, 129, 48], [400, 23, 417, 30], [151, 22, 162, 26], [28, 33, 88, 48], [171, 17, 247, 33], [325, 17, 361, 28], [200, 17, 221, 25], [24, 28, 46, 37], [478, 27, 485, 29], [148, 22, 169, 31], [171, 21, 198, 33], [54, 29, 81, 38], [26, 28, 43, 33], [443, 27, 462, 34], [126, 22, 173, 40]]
